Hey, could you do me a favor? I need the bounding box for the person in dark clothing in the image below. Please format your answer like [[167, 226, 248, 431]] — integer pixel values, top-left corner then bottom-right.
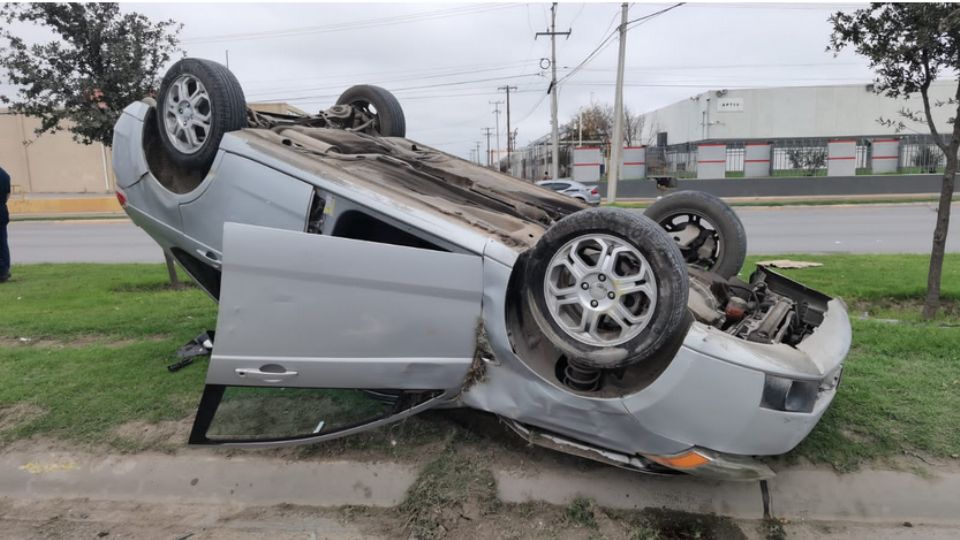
[[0, 165, 10, 283]]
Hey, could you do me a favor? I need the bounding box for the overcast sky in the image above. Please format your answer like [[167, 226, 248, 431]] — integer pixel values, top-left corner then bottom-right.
[[4, 2, 877, 159]]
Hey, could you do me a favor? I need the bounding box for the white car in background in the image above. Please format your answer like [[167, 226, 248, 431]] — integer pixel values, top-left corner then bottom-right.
[[536, 179, 601, 205]]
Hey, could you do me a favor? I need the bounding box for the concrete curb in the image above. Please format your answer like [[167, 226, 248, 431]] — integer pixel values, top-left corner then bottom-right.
[[0, 452, 416, 508], [495, 467, 764, 519], [2, 452, 959, 525], [8, 196, 121, 216]]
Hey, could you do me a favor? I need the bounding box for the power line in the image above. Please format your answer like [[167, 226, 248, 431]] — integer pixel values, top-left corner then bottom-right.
[[558, 61, 865, 72], [554, 7, 622, 87], [243, 59, 537, 90], [624, 2, 685, 27], [183, 4, 519, 44], [245, 61, 540, 98], [558, 3, 684, 87], [261, 73, 544, 103]]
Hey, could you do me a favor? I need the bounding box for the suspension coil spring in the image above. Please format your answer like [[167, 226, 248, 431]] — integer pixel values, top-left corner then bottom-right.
[[563, 361, 602, 392]]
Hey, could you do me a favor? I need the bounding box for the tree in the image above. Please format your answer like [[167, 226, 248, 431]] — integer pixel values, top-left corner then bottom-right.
[[0, 3, 181, 146], [623, 106, 644, 147], [831, 3, 958, 319], [563, 103, 614, 144], [786, 148, 827, 176], [562, 103, 644, 146]]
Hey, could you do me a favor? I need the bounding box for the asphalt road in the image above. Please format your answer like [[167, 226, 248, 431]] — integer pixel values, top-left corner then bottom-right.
[[7, 202, 959, 264]]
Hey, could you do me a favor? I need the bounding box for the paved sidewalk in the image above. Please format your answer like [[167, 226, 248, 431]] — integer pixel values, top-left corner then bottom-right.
[[3, 451, 960, 526]]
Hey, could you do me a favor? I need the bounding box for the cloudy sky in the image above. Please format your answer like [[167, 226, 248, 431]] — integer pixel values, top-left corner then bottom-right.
[[5, 2, 876, 159]]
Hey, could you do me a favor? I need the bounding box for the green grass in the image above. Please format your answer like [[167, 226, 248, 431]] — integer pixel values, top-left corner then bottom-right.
[[606, 196, 947, 209], [0, 264, 216, 445], [1, 257, 958, 473], [772, 168, 828, 177]]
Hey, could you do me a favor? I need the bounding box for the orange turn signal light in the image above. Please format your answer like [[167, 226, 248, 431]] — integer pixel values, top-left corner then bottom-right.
[[646, 450, 712, 470]]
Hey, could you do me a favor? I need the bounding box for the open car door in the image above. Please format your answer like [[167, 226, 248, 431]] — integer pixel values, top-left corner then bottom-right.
[[189, 222, 483, 447]]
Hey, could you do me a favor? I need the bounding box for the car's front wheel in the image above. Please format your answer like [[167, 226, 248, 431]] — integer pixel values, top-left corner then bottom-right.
[[524, 208, 689, 371]]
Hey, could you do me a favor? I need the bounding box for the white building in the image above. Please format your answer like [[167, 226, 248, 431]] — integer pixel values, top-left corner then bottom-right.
[[641, 81, 957, 146]]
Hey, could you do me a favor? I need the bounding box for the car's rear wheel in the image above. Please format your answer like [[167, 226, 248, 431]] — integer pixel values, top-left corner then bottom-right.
[[524, 208, 689, 370], [644, 190, 747, 279], [156, 58, 247, 170], [336, 85, 406, 137]]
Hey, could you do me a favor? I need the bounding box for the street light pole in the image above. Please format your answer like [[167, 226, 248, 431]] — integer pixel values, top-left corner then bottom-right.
[[608, 2, 629, 203]]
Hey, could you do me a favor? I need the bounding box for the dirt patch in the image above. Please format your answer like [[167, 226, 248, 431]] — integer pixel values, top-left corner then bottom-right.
[[0, 334, 168, 349], [851, 297, 960, 320], [110, 418, 194, 453], [839, 428, 876, 445], [111, 281, 197, 293], [0, 404, 46, 433]]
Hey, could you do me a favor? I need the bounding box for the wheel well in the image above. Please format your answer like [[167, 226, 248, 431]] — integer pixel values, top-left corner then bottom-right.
[[143, 108, 209, 194]]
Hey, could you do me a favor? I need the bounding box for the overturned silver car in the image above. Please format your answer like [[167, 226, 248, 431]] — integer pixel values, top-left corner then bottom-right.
[[112, 59, 850, 480]]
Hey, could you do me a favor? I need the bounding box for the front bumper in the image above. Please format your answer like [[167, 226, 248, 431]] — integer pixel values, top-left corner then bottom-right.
[[624, 298, 850, 461]]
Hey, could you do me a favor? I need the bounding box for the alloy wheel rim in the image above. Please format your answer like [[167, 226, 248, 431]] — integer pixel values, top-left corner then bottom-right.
[[163, 74, 213, 154], [543, 233, 658, 347]]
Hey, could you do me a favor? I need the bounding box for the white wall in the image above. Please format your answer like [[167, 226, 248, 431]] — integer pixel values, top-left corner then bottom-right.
[[641, 81, 958, 145]]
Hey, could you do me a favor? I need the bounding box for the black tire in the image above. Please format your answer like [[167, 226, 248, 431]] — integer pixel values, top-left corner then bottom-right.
[[644, 190, 747, 279], [524, 208, 689, 370], [336, 85, 406, 137], [156, 58, 247, 170]]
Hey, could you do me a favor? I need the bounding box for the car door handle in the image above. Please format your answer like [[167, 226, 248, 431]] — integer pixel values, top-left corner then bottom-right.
[[197, 249, 220, 262], [235, 367, 299, 383]]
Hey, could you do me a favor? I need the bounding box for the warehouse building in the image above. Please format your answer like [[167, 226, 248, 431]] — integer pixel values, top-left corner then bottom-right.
[[515, 81, 957, 181], [638, 81, 957, 179], [640, 81, 956, 146]]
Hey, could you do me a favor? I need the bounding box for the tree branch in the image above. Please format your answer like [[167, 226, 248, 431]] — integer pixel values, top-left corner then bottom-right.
[[920, 53, 948, 153]]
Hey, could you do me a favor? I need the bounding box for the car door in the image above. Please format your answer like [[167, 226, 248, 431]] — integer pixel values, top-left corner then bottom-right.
[[189, 221, 484, 448]]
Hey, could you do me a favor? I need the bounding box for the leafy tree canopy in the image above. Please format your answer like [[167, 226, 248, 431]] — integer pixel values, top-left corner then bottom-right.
[[0, 3, 181, 146], [829, 3, 960, 144], [830, 2, 960, 319]]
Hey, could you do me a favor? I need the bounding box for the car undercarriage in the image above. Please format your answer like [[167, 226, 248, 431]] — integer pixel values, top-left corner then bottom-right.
[[111, 58, 851, 480]]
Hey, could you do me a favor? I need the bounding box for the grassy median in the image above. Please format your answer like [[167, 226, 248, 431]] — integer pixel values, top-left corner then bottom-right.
[[0, 256, 958, 472]]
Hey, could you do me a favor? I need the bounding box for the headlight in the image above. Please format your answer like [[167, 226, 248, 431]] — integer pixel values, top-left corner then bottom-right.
[[760, 373, 834, 414]]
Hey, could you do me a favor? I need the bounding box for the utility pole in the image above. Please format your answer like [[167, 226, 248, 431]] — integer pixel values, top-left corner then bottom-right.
[[475, 141, 481, 165], [225, 49, 230, 69], [482, 127, 493, 167], [536, 2, 571, 180], [498, 85, 518, 165], [608, 3, 629, 203], [578, 111, 583, 147], [490, 100, 503, 170]]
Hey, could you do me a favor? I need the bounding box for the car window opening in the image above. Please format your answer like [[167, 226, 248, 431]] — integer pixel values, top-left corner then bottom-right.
[[331, 210, 446, 252], [170, 247, 222, 299]]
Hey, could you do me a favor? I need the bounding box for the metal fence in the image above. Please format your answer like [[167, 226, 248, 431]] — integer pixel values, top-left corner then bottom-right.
[[650, 134, 948, 177], [512, 134, 950, 180]]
